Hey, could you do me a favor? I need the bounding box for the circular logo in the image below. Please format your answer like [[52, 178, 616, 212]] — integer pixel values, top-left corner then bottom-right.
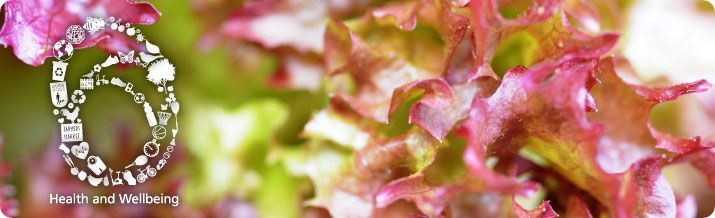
[[66, 25, 86, 44], [152, 125, 167, 140], [143, 141, 160, 157], [50, 17, 179, 186], [52, 40, 74, 61]]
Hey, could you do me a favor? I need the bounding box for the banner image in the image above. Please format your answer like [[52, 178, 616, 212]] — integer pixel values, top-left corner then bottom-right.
[[0, 0, 714, 217]]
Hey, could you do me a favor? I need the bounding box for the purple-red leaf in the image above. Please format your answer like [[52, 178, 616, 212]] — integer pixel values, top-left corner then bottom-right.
[[0, 0, 160, 66]]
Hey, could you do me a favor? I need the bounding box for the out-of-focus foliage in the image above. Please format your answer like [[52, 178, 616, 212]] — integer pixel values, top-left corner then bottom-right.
[[0, 0, 714, 217]]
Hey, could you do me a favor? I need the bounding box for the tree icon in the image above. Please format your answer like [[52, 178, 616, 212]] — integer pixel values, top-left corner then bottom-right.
[[146, 58, 175, 93]]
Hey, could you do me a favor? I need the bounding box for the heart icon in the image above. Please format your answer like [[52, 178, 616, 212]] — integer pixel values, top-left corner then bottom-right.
[[57, 118, 65, 123], [71, 142, 89, 159]]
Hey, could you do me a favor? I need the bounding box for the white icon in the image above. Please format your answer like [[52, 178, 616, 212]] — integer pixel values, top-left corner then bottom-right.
[[87, 175, 102, 186], [101, 55, 119, 67], [53, 40, 74, 61], [163, 152, 170, 159], [78, 170, 87, 181], [157, 112, 171, 126], [110, 77, 126, 87], [83, 17, 106, 34], [118, 50, 134, 64], [71, 90, 86, 104], [83, 71, 95, 79], [139, 52, 162, 64], [125, 155, 148, 169], [136, 169, 147, 183], [59, 143, 70, 154], [66, 25, 86, 44], [53, 109, 66, 123], [125, 83, 134, 93], [50, 82, 68, 107], [146, 41, 161, 54], [123, 170, 137, 185], [71, 142, 89, 159], [60, 106, 80, 123], [80, 78, 94, 90], [95, 75, 109, 86], [109, 169, 123, 186], [157, 159, 166, 170], [145, 166, 157, 177], [152, 125, 166, 140], [107, 17, 121, 25], [165, 92, 176, 104], [144, 102, 158, 127], [170, 101, 180, 128], [143, 140, 160, 157], [170, 138, 176, 146], [103, 176, 109, 186], [126, 27, 136, 36], [87, 156, 107, 175], [63, 154, 79, 175], [52, 61, 68, 81], [134, 93, 145, 104], [60, 123, 83, 142], [146, 58, 175, 93]]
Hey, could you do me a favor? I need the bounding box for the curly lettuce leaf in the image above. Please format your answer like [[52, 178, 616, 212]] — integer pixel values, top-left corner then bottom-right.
[[462, 0, 618, 80], [324, 19, 452, 124], [456, 57, 709, 216]]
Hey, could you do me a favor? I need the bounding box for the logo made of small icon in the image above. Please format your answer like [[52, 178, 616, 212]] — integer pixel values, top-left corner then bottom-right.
[[51, 17, 180, 187]]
